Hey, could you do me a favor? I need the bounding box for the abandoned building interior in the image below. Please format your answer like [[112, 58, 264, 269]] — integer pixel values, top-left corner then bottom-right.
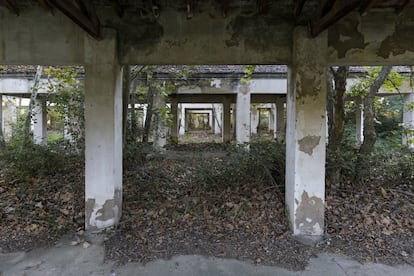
[[0, 0, 414, 241]]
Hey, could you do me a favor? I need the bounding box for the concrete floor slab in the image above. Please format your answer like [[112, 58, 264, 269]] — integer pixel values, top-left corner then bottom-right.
[[1, 235, 413, 276]]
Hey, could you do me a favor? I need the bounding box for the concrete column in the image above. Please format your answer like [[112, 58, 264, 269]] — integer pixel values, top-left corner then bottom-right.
[[236, 83, 251, 144], [403, 93, 414, 150], [33, 98, 47, 145], [355, 97, 364, 145], [213, 104, 222, 135], [223, 97, 232, 143], [286, 27, 327, 237], [276, 97, 285, 141], [84, 30, 123, 230], [179, 104, 186, 135], [0, 95, 3, 136], [251, 107, 258, 135], [269, 104, 276, 137], [170, 99, 179, 144], [153, 88, 167, 149]]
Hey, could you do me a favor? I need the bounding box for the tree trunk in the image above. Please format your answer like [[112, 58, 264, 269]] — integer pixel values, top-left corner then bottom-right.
[[359, 66, 392, 154], [329, 66, 348, 152], [327, 66, 348, 184], [142, 85, 154, 143], [129, 79, 139, 142], [22, 65, 43, 147]]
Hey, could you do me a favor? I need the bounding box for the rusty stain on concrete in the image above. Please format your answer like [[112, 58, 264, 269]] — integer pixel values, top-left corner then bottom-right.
[[295, 191, 324, 235], [298, 135, 320, 155]]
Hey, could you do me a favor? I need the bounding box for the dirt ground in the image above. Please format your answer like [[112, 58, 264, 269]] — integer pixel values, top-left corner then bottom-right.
[[1, 143, 413, 270]]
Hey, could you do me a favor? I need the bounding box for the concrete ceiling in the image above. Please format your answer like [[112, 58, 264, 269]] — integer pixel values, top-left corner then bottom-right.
[[0, 0, 410, 39]]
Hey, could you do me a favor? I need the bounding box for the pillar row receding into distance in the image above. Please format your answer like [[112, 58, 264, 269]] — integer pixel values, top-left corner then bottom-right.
[[84, 29, 123, 230], [286, 27, 327, 236], [33, 98, 47, 145], [236, 83, 251, 144]]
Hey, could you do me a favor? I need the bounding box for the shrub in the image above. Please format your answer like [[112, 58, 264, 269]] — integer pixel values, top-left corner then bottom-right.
[[191, 140, 285, 191], [0, 143, 79, 181]]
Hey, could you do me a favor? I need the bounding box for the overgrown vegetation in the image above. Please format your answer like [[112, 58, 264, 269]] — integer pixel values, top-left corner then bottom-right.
[[0, 65, 413, 266]]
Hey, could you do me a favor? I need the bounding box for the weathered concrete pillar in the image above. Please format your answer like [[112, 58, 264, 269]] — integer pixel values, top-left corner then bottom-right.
[[355, 97, 364, 145], [0, 95, 3, 141], [251, 107, 258, 135], [170, 99, 179, 144], [179, 104, 186, 135], [236, 83, 251, 144], [84, 30, 123, 230], [213, 104, 222, 135], [223, 97, 232, 143], [286, 27, 327, 237], [269, 104, 276, 137], [403, 92, 414, 150], [33, 98, 47, 145], [276, 97, 285, 141], [153, 88, 168, 149]]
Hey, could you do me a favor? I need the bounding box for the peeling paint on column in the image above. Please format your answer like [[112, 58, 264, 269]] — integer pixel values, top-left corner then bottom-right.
[[85, 188, 121, 230], [85, 198, 95, 230], [295, 191, 324, 235], [328, 15, 368, 58], [96, 199, 117, 221], [298, 135, 321, 155]]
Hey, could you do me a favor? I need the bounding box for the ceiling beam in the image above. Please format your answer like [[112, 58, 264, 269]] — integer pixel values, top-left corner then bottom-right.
[[47, 0, 101, 39], [359, 0, 378, 15], [396, 0, 410, 14], [34, 0, 54, 13], [110, 0, 124, 17], [309, 0, 361, 37], [321, 0, 336, 17], [294, 0, 307, 18], [0, 0, 19, 15]]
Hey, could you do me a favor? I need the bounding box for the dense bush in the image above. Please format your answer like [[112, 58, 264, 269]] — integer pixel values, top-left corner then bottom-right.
[[326, 136, 414, 186], [0, 142, 81, 181], [191, 140, 285, 191]]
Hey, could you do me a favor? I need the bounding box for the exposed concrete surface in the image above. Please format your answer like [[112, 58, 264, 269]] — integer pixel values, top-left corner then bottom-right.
[[1, 235, 414, 276]]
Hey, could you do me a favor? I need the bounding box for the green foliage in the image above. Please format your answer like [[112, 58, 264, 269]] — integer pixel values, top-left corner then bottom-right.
[[0, 143, 77, 181], [240, 65, 256, 84], [192, 141, 285, 191], [327, 120, 414, 185], [123, 142, 161, 169], [44, 66, 84, 151]]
